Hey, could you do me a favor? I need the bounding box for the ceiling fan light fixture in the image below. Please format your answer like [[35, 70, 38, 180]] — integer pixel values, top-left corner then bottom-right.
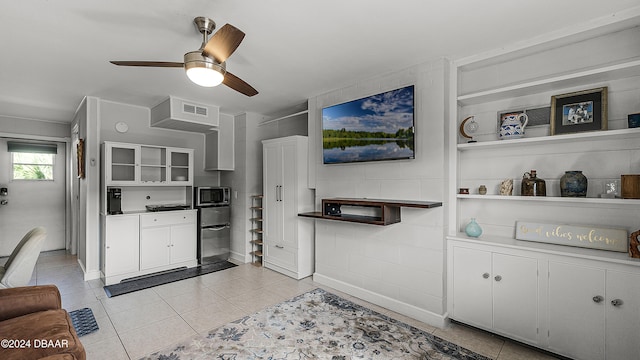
[[184, 51, 225, 87]]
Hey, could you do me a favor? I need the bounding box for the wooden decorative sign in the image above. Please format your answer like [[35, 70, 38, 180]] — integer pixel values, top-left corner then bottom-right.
[[516, 221, 628, 253]]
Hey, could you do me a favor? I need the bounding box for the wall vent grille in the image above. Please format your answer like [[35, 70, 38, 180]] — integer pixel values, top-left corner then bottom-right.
[[182, 102, 208, 117]]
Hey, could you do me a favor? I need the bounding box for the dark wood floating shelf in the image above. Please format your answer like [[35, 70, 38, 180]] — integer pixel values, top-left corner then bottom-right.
[[298, 198, 442, 226]]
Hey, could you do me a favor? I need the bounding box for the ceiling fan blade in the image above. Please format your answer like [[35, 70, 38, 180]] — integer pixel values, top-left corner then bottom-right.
[[223, 71, 258, 97], [202, 24, 245, 63], [110, 61, 184, 68]]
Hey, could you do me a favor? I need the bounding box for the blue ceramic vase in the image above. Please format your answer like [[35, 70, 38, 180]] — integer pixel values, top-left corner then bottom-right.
[[465, 218, 482, 238], [560, 171, 587, 197]]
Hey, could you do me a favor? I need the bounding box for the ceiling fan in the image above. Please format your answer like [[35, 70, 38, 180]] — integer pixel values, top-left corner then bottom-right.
[[110, 17, 258, 97]]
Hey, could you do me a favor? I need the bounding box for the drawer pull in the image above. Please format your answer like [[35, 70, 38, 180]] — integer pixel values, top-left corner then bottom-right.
[[494, 275, 502, 282], [275, 245, 284, 249], [482, 272, 489, 279], [593, 295, 604, 303]]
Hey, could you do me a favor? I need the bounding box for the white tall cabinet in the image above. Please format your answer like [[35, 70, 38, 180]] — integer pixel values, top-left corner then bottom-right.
[[262, 136, 314, 279]]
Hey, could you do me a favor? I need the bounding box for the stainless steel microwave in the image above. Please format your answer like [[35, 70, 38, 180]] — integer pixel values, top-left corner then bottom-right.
[[195, 186, 231, 207]]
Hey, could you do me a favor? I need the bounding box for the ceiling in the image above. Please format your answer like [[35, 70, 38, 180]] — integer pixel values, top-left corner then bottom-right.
[[1, 0, 638, 123]]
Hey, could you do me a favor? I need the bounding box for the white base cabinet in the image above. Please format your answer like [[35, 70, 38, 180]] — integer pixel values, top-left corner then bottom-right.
[[101, 210, 197, 285], [548, 262, 640, 360], [140, 210, 197, 271], [102, 214, 140, 279], [448, 236, 640, 360], [452, 247, 539, 344], [262, 136, 314, 279]]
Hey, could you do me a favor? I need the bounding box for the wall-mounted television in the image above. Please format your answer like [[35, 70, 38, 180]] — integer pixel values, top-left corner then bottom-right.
[[322, 85, 415, 164]]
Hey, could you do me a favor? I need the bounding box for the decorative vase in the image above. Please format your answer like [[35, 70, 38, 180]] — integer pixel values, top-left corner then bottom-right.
[[521, 170, 546, 196], [499, 113, 529, 140], [478, 185, 487, 195], [465, 218, 482, 238], [560, 171, 588, 197]]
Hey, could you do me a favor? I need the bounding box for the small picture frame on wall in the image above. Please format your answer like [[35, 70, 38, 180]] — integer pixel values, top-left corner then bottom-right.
[[550, 87, 607, 135], [77, 139, 85, 179]]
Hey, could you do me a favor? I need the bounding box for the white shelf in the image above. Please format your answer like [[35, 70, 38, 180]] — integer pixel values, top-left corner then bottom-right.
[[458, 127, 640, 150], [457, 194, 640, 205], [457, 58, 640, 106], [448, 233, 640, 268]]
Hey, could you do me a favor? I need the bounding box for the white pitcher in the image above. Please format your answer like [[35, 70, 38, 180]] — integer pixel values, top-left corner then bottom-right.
[[499, 113, 528, 139]]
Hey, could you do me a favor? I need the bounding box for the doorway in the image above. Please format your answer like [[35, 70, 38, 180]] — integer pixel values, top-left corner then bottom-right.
[[0, 138, 67, 256]]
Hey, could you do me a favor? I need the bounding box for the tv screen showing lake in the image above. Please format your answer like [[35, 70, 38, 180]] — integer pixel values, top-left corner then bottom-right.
[[322, 85, 415, 164]]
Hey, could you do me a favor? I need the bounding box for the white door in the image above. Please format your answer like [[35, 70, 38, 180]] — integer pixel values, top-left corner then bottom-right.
[[263, 142, 282, 246], [452, 246, 493, 328], [548, 261, 605, 360], [170, 223, 196, 264], [140, 227, 171, 270], [104, 215, 139, 276], [492, 253, 538, 343], [605, 270, 640, 360], [280, 141, 298, 248], [0, 139, 66, 255]]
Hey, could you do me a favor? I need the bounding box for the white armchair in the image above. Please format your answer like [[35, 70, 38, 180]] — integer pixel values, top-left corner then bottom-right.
[[0, 227, 46, 288]]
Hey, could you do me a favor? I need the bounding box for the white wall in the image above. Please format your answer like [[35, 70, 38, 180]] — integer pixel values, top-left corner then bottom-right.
[[70, 96, 101, 279], [310, 60, 448, 327]]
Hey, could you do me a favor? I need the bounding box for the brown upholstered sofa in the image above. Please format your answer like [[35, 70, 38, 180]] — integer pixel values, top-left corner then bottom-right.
[[0, 285, 85, 360]]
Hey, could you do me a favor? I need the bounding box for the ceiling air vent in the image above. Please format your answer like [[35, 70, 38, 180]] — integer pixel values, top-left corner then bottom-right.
[[182, 103, 208, 117], [150, 96, 220, 133]]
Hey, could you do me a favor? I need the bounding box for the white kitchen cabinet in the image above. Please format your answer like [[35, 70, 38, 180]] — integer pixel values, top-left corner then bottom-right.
[[448, 236, 640, 360], [101, 214, 140, 283], [204, 113, 234, 171], [139, 210, 197, 271], [605, 270, 640, 360], [167, 147, 193, 184], [262, 136, 314, 279], [103, 141, 193, 186], [548, 262, 640, 360], [548, 261, 606, 360], [451, 245, 539, 344], [101, 210, 197, 285]]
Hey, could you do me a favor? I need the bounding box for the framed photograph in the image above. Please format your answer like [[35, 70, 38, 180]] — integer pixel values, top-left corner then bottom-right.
[[550, 87, 607, 135], [77, 138, 85, 179]]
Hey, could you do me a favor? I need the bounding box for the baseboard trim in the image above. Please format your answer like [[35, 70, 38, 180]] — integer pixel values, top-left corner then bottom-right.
[[313, 272, 447, 329], [228, 251, 248, 264], [78, 259, 101, 281]]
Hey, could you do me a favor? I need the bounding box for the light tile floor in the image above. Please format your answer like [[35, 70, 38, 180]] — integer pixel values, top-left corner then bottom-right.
[[21, 250, 560, 359]]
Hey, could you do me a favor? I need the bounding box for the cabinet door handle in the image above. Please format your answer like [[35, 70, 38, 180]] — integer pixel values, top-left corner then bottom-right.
[[482, 272, 490, 279], [494, 275, 502, 282], [279, 185, 283, 202], [611, 299, 623, 307], [593, 295, 604, 303], [275, 245, 284, 249]]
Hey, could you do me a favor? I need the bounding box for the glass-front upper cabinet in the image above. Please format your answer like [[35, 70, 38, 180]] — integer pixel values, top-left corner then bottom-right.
[[168, 148, 193, 184], [140, 146, 167, 184], [103, 142, 193, 186], [105, 143, 139, 185]]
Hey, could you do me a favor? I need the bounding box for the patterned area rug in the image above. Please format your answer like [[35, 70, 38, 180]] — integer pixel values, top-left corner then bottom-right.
[[141, 288, 491, 360]]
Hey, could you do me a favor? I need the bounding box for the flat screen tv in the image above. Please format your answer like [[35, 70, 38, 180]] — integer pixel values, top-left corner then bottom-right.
[[322, 85, 415, 164]]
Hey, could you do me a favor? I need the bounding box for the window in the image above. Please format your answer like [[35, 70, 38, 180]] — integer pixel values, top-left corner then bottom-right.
[[12, 152, 55, 180], [7, 141, 58, 181]]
